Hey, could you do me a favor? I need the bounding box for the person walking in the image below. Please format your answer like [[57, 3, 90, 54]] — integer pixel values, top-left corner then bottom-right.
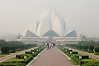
[[46, 43, 49, 50], [46, 42, 49, 50], [49, 42, 52, 50], [53, 43, 55, 48], [52, 43, 54, 48]]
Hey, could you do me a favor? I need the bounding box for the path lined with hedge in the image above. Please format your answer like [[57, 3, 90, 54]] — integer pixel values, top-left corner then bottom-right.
[[0, 47, 37, 62], [66, 47, 99, 60], [29, 47, 74, 66]]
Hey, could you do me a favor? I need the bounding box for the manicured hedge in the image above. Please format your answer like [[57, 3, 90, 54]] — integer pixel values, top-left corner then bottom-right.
[[94, 52, 99, 55], [25, 51, 32, 54], [75, 55, 89, 59], [58, 46, 99, 66], [82, 49, 88, 52], [2, 61, 24, 63], [16, 54, 29, 59], [67, 50, 72, 52], [0, 47, 45, 66], [88, 50, 94, 53], [81, 61, 99, 66], [71, 56, 80, 65], [66, 52, 71, 57], [25, 56, 33, 64], [88, 45, 94, 50], [95, 47, 99, 52], [72, 51, 78, 54], [0, 63, 26, 66], [33, 52, 38, 57]]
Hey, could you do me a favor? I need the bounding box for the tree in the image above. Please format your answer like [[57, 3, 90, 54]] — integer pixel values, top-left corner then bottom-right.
[[95, 41, 99, 47], [82, 45, 88, 49], [88, 45, 94, 50], [95, 47, 99, 52], [1, 46, 9, 54], [0, 40, 7, 47]]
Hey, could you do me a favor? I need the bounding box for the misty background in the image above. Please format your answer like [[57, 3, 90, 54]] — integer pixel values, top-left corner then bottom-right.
[[0, 0, 99, 38]]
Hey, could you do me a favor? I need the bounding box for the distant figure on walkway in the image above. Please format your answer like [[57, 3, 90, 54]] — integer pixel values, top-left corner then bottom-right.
[[49, 42, 52, 49], [52, 43, 54, 48], [46, 42, 49, 50], [53, 43, 55, 48]]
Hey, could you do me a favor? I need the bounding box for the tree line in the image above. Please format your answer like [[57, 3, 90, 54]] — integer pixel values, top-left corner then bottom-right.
[[0, 40, 37, 54], [65, 40, 99, 55]]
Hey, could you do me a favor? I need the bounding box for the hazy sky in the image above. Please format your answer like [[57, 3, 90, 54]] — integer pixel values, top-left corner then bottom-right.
[[0, 0, 99, 37]]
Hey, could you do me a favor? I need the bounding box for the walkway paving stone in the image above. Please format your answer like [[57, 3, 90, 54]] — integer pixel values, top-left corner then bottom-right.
[[30, 48, 74, 66]]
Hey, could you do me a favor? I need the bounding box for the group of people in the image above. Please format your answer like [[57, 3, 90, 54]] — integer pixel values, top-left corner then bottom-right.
[[45, 42, 55, 50]]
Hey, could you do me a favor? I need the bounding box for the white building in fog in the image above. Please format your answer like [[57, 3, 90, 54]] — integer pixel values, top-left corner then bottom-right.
[[18, 9, 81, 44]]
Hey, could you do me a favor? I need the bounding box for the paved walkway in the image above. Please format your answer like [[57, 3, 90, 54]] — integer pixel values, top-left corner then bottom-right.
[[29, 47, 74, 66], [0, 47, 37, 62], [66, 47, 99, 60]]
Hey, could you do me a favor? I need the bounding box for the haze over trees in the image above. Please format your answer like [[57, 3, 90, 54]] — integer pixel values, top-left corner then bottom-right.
[[0, 40, 37, 54]]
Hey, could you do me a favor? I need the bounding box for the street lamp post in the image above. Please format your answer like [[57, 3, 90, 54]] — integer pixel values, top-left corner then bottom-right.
[[70, 52, 72, 54], [32, 52, 34, 54], [65, 50, 67, 52], [24, 56, 27, 62], [79, 56, 82, 60], [79, 56, 82, 65]]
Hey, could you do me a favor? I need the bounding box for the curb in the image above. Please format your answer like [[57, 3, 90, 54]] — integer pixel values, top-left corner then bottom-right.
[[56, 47, 71, 60]]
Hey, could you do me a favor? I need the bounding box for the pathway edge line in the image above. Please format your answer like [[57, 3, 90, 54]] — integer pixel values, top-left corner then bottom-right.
[[56, 47, 71, 60]]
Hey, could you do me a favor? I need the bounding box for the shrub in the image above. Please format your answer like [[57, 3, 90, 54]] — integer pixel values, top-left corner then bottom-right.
[[66, 52, 71, 57], [1, 46, 9, 54], [71, 56, 80, 65], [95, 47, 99, 52], [33, 52, 38, 57], [72, 51, 78, 54], [88, 45, 94, 50], [82, 49, 88, 52], [81, 61, 99, 66], [67, 50, 72, 53], [25, 51, 32, 54], [74, 54, 89, 59], [16, 54, 29, 59], [9, 50, 16, 53], [88, 50, 94, 53], [82, 45, 88, 50], [16, 55, 24, 59], [25, 56, 33, 64], [94, 52, 99, 55], [0, 63, 26, 66], [82, 55, 89, 59]]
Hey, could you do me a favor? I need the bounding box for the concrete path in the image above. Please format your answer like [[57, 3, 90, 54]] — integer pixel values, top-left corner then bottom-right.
[[29, 47, 74, 66], [0, 47, 37, 62], [66, 47, 99, 60]]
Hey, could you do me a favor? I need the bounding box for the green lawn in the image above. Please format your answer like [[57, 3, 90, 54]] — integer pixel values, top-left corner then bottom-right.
[[4, 57, 24, 62], [82, 58, 97, 61], [0, 55, 8, 58]]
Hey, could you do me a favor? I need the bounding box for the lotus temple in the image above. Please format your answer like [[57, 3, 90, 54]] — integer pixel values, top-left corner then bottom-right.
[[17, 9, 81, 44]]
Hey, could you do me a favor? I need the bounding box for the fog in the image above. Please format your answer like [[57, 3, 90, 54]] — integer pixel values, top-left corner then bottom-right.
[[0, 0, 99, 37]]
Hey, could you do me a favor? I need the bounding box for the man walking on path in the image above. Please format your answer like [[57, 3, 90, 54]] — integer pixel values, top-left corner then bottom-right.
[[46, 42, 49, 50]]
